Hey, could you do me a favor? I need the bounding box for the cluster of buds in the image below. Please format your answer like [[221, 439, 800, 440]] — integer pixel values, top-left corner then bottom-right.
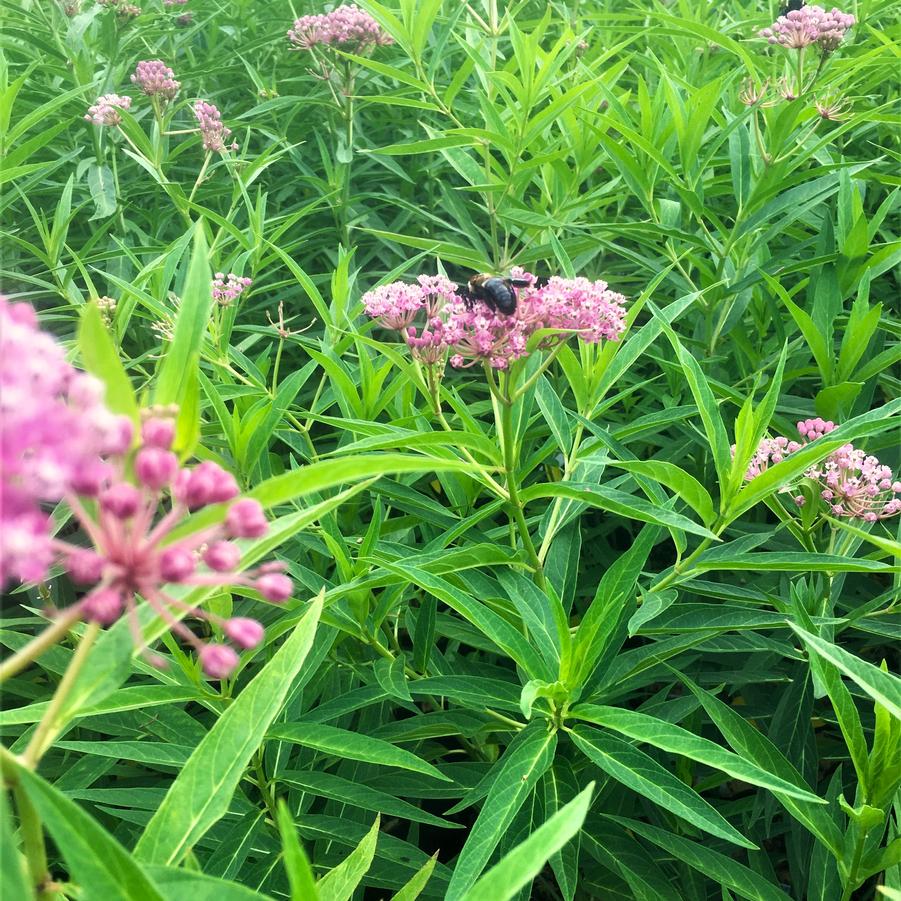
[[288, 4, 393, 53], [363, 270, 627, 371], [211, 273, 252, 306], [193, 100, 238, 153], [84, 94, 132, 127], [96, 295, 117, 325], [98, 0, 141, 18], [130, 59, 180, 101], [0, 297, 292, 679], [759, 5, 855, 52], [740, 418, 901, 522]]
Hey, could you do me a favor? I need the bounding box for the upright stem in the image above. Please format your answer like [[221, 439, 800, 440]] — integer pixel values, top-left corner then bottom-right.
[[12, 781, 50, 899], [497, 369, 546, 590], [23, 623, 101, 768], [339, 63, 355, 250], [0, 606, 84, 684]]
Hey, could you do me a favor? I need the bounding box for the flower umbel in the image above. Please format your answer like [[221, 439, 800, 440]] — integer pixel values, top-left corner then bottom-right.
[[193, 100, 238, 153], [131, 59, 180, 101], [0, 298, 292, 678], [287, 4, 393, 53], [85, 94, 132, 127], [759, 6, 855, 52], [741, 418, 901, 522], [211, 273, 252, 306], [363, 270, 627, 370]]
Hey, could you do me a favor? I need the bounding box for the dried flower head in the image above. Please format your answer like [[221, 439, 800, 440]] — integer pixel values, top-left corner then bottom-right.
[[131, 59, 180, 101], [759, 5, 855, 52], [85, 94, 132, 127], [288, 4, 393, 53], [739, 78, 770, 106], [193, 100, 238, 153], [814, 94, 850, 120]]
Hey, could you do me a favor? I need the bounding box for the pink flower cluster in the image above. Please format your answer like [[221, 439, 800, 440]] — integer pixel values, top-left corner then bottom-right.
[[287, 4, 393, 52], [363, 271, 627, 370], [742, 418, 901, 522], [85, 94, 132, 127], [1, 298, 132, 587], [163, 0, 188, 5], [0, 298, 292, 678], [193, 100, 237, 153], [759, 6, 855, 52], [212, 273, 252, 306], [130, 59, 180, 101]]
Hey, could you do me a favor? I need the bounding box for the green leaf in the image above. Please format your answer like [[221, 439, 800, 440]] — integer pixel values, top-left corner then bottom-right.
[[520, 482, 717, 540], [0, 788, 32, 901], [316, 816, 379, 901], [445, 724, 557, 900], [143, 866, 274, 900], [790, 625, 901, 720], [134, 593, 323, 865], [601, 816, 790, 901], [8, 760, 164, 901], [569, 726, 755, 848], [570, 705, 824, 803], [153, 225, 211, 408], [462, 783, 594, 901], [77, 302, 139, 422], [269, 722, 450, 782], [390, 854, 438, 901], [277, 801, 318, 901], [607, 459, 716, 525]]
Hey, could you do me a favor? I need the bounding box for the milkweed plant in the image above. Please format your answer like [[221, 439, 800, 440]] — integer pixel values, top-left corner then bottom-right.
[[1, 1, 899, 900]]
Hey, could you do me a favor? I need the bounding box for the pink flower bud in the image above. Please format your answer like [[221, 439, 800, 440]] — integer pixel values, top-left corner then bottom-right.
[[135, 447, 179, 489], [142, 418, 176, 449], [70, 461, 110, 496], [67, 549, 105, 584], [107, 416, 135, 455], [100, 483, 142, 519], [175, 462, 239, 509], [223, 617, 264, 649], [199, 643, 239, 678], [226, 499, 268, 538], [203, 541, 241, 572], [159, 546, 196, 582], [81, 588, 124, 624], [256, 572, 292, 603]]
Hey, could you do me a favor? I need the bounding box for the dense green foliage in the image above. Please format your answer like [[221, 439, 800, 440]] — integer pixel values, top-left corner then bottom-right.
[[2, 0, 900, 899]]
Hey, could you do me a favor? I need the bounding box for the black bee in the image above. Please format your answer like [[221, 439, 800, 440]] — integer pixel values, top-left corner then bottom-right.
[[779, 0, 805, 14], [460, 273, 532, 316]]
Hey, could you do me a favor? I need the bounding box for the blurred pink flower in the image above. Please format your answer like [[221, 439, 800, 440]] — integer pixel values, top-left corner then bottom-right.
[[0, 298, 292, 678]]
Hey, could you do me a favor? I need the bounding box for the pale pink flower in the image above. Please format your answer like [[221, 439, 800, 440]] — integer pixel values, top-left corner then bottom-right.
[[759, 6, 855, 52], [131, 59, 180, 100], [211, 272, 252, 306], [85, 94, 132, 127], [287, 4, 393, 53]]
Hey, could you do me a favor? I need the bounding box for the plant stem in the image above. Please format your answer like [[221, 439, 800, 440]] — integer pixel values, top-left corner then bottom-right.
[[12, 781, 50, 899], [23, 623, 101, 768], [0, 606, 83, 684], [497, 369, 546, 591], [189, 152, 212, 204]]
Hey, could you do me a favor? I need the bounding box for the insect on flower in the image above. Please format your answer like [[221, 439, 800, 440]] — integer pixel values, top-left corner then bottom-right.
[[459, 274, 536, 317]]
